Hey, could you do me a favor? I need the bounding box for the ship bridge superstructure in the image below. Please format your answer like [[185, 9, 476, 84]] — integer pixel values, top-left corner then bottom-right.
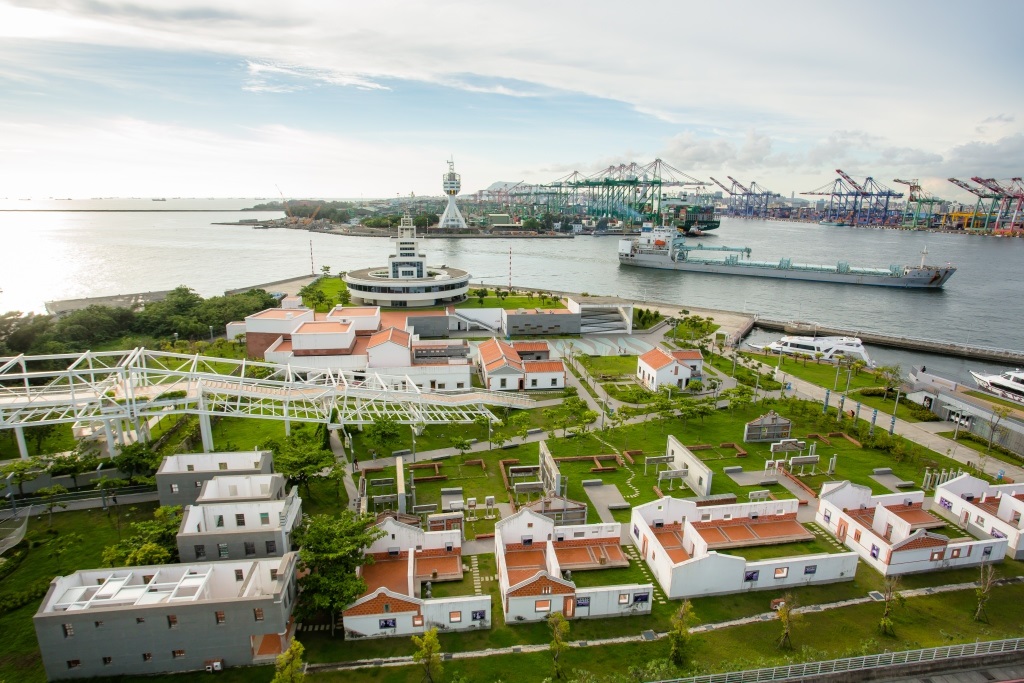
[[0, 348, 531, 458]]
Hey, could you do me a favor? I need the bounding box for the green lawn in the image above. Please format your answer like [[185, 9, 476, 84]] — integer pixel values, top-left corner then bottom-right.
[[934, 431, 1024, 470], [667, 319, 721, 342], [846, 389, 930, 424], [578, 354, 638, 379], [212, 417, 293, 451], [963, 389, 1024, 413], [456, 294, 565, 310], [741, 351, 880, 392], [718, 536, 844, 561], [0, 424, 76, 461]]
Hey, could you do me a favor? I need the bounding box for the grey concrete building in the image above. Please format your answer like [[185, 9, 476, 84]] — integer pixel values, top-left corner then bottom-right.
[[196, 474, 288, 505], [156, 451, 273, 508], [177, 490, 302, 563], [34, 554, 298, 681]]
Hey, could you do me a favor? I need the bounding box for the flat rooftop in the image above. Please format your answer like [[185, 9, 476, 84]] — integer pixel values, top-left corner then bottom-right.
[[294, 321, 351, 334], [157, 451, 269, 474], [248, 308, 311, 320], [346, 266, 471, 282]]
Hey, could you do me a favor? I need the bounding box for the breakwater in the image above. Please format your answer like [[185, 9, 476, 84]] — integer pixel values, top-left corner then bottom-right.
[[753, 318, 1024, 364]]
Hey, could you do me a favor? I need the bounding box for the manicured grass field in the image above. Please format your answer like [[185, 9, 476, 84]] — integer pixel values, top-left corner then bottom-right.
[[0, 424, 76, 461], [963, 389, 1024, 413], [578, 354, 638, 379], [934, 430, 1024, 470], [741, 351, 880, 392], [211, 416, 293, 451], [845, 389, 931, 424], [457, 294, 565, 310], [718, 536, 845, 561]]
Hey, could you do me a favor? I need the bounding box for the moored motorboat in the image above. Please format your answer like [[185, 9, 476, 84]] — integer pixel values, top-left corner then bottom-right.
[[969, 369, 1024, 405], [748, 335, 873, 365]]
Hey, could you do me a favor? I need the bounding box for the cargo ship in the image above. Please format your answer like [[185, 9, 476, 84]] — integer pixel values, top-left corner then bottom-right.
[[617, 236, 956, 288], [660, 198, 720, 234]]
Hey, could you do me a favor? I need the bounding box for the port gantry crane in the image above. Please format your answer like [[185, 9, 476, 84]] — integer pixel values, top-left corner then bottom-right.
[[709, 177, 742, 214], [802, 169, 867, 224], [971, 177, 1024, 233], [893, 178, 944, 229], [858, 177, 903, 225], [947, 178, 1002, 231], [746, 181, 781, 219]]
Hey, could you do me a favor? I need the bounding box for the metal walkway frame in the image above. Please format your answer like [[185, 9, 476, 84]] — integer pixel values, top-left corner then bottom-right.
[[0, 348, 533, 457]]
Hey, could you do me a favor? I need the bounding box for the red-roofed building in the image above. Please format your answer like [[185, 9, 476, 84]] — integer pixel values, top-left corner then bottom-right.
[[478, 339, 565, 391], [816, 481, 1006, 576], [636, 347, 703, 391]]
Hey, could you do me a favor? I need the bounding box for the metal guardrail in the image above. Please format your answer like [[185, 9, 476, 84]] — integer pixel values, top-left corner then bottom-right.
[[654, 638, 1024, 683], [0, 484, 157, 514]]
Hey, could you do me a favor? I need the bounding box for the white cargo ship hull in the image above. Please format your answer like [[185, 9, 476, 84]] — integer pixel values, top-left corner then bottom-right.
[[618, 249, 955, 289]]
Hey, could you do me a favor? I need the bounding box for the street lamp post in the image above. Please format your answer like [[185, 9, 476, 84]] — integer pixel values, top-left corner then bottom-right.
[[209, 325, 214, 342], [411, 426, 417, 463], [833, 362, 842, 390]]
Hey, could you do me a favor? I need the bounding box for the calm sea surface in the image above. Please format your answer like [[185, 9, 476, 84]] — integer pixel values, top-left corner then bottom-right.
[[1, 199, 1020, 383]]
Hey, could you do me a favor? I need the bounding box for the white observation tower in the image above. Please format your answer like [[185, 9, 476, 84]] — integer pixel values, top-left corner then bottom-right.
[[438, 158, 468, 230]]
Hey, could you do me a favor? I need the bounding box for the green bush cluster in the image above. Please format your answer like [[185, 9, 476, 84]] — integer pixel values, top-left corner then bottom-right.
[[633, 308, 663, 330], [0, 579, 53, 617]]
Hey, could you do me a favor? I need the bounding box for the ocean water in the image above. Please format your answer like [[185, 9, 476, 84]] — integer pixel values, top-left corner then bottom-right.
[[0, 200, 1019, 383]]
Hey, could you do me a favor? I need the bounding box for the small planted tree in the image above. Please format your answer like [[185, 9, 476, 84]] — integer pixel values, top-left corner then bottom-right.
[[975, 563, 998, 622], [50, 532, 83, 572], [0, 457, 44, 496], [272, 638, 306, 683], [878, 576, 905, 636], [776, 593, 799, 650], [668, 599, 697, 667], [412, 627, 443, 683], [548, 611, 570, 680], [363, 416, 402, 460], [38, 484, 69, 527]]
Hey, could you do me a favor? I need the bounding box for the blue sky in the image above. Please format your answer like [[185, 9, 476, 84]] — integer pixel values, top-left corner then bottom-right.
[[1, 0, 1022, 200]]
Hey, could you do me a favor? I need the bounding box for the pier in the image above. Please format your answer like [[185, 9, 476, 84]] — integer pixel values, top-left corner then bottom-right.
[[754, 317, 1024, 365]]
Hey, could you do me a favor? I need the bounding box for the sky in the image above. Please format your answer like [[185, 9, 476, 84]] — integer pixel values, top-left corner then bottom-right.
[[1, 1, 1022, 201]]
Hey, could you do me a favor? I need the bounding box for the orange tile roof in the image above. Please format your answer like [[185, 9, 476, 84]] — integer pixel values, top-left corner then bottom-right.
[[671, 349, 704, 361], [512, 341, 549, 352], [639, 347, 674, 371], [294, 321, 351, 334], [368, 327, 411, 349], [892, 535, 947, 552], [524, 360, 565, 373], [479, 338, 524, 372]]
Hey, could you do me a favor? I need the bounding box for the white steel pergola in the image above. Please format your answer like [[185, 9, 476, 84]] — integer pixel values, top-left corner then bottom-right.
[[0, 348, 533, 458]]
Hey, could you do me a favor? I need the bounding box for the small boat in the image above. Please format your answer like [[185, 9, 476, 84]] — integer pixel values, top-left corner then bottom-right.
[[969, 369, 1024, 405], [748, 335, 873, 365]]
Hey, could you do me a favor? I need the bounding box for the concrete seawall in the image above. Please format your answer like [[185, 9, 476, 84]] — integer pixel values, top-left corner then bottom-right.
[[755, 317, 1024, 364]]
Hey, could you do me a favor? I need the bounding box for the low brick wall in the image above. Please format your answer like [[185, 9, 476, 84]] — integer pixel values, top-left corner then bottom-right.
[[807, 433, 833, 445], [720, 442, 748, 457], [687, 444, 714, 451], [464, 459, 488, 470], [829, 431, 863, 448], [414, 474, 448, 483], [781, 468, 818, 502]]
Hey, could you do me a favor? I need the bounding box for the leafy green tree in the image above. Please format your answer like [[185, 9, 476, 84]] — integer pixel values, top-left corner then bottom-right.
[[50, 532, 83, 573], [363, 416, 402, 459], [272, 637, 306, 683], [26, 423, 58, 453], [320, 265, 331, 276], [548, 611, 570, 679], [412, 627, 444, 683], [294, 512, 385, 637], [337, 288, 352, 307], [878, 576, 904, 636], [0, 456, 44, 496], [522, 217, 540, 231], [876, 364, 903, 401], [48, 442, 101, 489], [102, 505, 183, 566], [668, 599, 697, 666], [473, 288, 488, 305], [271, 431, 335, 496], [508, 411, 532, 444], [987, 405, 1013, 453], [449, 435, 472, 460], [113, 442, 159, 485], [38, 484, 68, 527]]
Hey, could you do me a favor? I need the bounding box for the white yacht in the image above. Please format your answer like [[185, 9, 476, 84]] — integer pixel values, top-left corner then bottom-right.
[[969, 370, 1024, 405], [749, 335, 873, 365]]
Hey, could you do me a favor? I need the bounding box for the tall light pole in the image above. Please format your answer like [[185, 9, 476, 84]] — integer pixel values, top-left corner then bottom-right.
[[209, 325, 214, 342]]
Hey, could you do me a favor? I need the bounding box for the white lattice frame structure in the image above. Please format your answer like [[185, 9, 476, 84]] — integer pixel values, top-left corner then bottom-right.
[[0, 348, 530, 455]]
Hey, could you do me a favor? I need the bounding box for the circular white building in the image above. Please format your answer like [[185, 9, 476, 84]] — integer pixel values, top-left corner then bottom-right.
[[345, 213, 470, 307]]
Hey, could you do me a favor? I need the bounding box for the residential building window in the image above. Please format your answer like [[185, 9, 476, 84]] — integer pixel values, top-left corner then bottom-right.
[[170, 484, 179, 493], [260, 512, 270, 526], [500, 378, 507, 388], [870, 545, 880, 559], [235, 569, 244, 581], [774, 567, 789, 579], [62, 623, 74, 637], [172, 649, 186, 659], [930, 550, 945, 561], [235, 513, 246, 526], [744, 570, 760, 582], [449, 611, 462, 623], [194, 545, 206, 559], [167, 615, 178, 629], [103, 656, 112, 666], [142, 653, 153, 662], [94, 620, 103, 628], [219, 544, 229, 559], [67, 660, 81, 669], [618, 593, 630, 605], [194, 480, 202, 488], [267, 541, 277, 555], [457, 382, 465, 389], [551, 378, 557, 386], [535, 600, 551, 612], [823, 510, 831, 523], [254, 608, 265, 621], [215, 515, 224, 527], [218, 462, 228, 470], [413, 615, 424, 627], [951, 548, 961, 559], [136, 617, 145, 624], [186, 464, 195, 471], [270, 568, 279, 580], [531, 379, 538, 387], [244, 542, 256, 557], [983, 546, 993, 557], [804, 565, 818, 575], [976, 515, 985, 525], [853, 530, 861, 542], [215, 611, 226, 624]]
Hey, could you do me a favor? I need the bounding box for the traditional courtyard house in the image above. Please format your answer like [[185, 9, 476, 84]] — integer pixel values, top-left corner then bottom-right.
[[815, 481, 1007, 575], [631, 497, 858, 599], [636, 347, 703, 392], [933, 474, 1024, 559], [176, 488, 302, 562], [34, 554, 298, 681], [478, 338, 565, 391], [156, 452, 274, 508], [495, 509, 652, 623], [342, 517, 491, 638]]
